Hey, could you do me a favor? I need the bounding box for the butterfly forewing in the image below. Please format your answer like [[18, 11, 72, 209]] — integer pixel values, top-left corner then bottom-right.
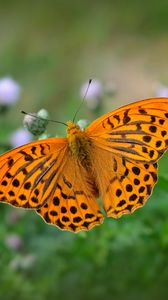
[[0, 138, 67, 208], [86, 98, 168, 163]]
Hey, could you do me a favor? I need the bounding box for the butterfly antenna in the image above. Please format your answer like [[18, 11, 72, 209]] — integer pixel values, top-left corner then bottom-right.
[[73, 79, 92, 123], [21, 111, 67, 127]]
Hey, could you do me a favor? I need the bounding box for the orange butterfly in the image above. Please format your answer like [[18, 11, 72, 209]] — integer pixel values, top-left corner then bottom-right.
[[0, 98, 168, 232]]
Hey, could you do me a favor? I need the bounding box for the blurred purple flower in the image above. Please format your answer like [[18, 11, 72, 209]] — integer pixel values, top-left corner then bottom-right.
[[6, 209, 25, 225], [80, 79, 103, 109], [10, 128, 32, 148], [5, 234, 23, 251], [0, 77, 21, 105], [156, 85, 168, 97]]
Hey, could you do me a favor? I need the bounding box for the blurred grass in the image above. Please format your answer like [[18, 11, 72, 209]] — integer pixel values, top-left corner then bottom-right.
[[1, 1, 168, 300]]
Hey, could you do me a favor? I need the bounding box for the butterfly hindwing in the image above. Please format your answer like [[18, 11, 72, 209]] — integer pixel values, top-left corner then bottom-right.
[[105, 160, 158, 218], [90, 144, 158, 218], [37, 156, 104, 232]]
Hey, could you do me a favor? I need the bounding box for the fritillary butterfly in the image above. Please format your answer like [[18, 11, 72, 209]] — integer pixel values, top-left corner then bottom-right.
[[0, 98, 168, 232]]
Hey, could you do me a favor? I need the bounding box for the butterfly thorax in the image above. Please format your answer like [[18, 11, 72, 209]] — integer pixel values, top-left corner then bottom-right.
[[67, 121, 92, 170]]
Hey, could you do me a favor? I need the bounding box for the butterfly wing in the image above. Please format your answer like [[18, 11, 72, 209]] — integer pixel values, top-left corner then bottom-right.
[[36, 155, 104, 232], [0, 138, 68, 209], [86, 98, 168, 162], [0, 137, 103, 232], [90, 146, 158, 217], [86, 98, 168, 217]]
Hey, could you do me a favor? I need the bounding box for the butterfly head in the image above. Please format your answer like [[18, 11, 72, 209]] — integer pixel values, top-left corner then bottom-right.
[[66, 121, 81, 136]]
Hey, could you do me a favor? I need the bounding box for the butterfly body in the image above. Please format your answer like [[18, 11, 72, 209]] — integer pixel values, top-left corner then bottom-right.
[[67, 121, 93, 170], [1, 98, 168, 232]]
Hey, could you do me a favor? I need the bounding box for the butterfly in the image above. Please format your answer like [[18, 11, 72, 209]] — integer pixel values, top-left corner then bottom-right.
[[0, 98, 168, 232]]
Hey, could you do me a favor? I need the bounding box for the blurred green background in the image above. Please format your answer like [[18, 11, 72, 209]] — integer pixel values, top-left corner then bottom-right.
[[1, 0, 168, 299]]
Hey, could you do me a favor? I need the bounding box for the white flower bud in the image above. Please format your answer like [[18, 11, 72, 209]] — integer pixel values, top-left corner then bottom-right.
[[77, 119, 89, 129], [23, 109, 49, 136], [10, 254, 36, 271]]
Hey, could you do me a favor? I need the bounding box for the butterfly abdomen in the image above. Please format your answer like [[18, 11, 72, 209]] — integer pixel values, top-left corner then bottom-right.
[[66, 121, 99, 199]]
